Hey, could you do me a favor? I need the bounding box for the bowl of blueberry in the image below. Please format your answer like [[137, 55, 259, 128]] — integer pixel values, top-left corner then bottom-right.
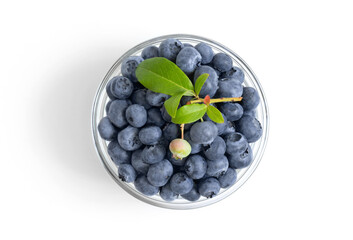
[[92, 34, 269, 209]]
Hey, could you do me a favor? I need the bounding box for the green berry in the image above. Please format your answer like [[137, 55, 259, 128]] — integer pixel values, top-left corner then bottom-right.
[[169, 138, 192, 160]]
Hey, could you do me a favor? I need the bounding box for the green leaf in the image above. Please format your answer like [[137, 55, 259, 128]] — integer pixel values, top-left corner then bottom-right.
[[206, 105, 224, 123], [194, 73, 209, 96], [136, 57, 195, 96], [172, 104, 207, 124], [164, 92, 185, 118]]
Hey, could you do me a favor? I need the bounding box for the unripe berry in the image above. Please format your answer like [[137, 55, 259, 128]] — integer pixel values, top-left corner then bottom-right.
[[169, 138, 192, 160]]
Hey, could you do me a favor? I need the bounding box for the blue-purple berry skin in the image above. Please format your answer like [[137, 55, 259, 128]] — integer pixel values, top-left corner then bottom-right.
[[181, 184, 200, 201], [228, 145, 253, 169], [138, 126, 162, 145], [218, 168, 237, 188], [98, 117, 118, 141], [131, 149, 150, 174], [220, 66, 245, 83], [204, 112, 228, 135], [190, 121, 218, 145], [106, 80, 116, 100], [212, 53, 233, 72], [163, 123, 180, 141], [107, 99, 131, 128], [108, 141, 131, 165], [160, 105, 172, 122], [219, 102, 244, 121], [176, 47, 202, 75], [236, 115, 263, 143], [147, 108, 165, 127], [216, 78, 243, 98], [198, 177, 221, 198], [146, 90, 170, 107], [193, 66, 219, 98], [134, 175, 159, 196], [206, 155, 229, 177], [195, 43, 214, 64], [131, 89, 152, 110], [142, 145, 166, 164], [118, 126, 143, 151], [159, 38, 184, 62], [184, 131, 202, 154], [109, 76, 133, 99], [167, 151, 187, 166], [121, 56, 144, 82], [160, 182, 178, 201], [170, 172, 193, 195], [184, 155, 207, 180], [105, 100, 112, 113], [147, 160, 173, 187], [241, 87, 260, 111], [118, 164, 137, 183], [125, 104, 147, 128], [141, 46, 159, 59], [203, 136, 226, 161], [225, 132, 249, 155]]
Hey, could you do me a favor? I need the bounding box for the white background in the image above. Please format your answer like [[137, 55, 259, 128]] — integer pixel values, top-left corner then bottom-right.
[[1, 0, 352, 239]]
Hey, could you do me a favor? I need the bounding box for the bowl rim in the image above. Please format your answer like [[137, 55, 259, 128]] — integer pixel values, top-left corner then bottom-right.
[[91, 34, 270, 210]]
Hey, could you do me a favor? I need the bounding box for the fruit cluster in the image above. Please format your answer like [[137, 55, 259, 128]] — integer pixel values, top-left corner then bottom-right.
[[98, 38, 262, 201]]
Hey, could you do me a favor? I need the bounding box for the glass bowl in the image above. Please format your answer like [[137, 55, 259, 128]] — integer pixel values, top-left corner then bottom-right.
[[91, 34, 269, 209]]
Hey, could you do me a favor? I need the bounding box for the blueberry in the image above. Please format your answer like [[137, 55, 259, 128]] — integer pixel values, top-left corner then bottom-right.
[[170, 172, 194, 195], [142, 145, 166, 164], [160, 182, 178, 201], [139, 126, 162, 145], [215, 78, 243, 98], [203, 136, 226, 161], [236, 115, 263, 143], [131, 149, 149, 174], [190, 121, 218, 145], [141, 46, 159, 59], [204, 112, 228, 135], [222, 121, 236, 136], [225, 132, 249, 155], [105, 100, 112, 113], [118, 126, 143, 151], [146, 90, 170, 107], [158, 38, 184, 62], [157, 137, 170, 148], [131, 89, 152, 110], [98, 117, 118, 141], [198, 177, 221, 198], [146, 108, 165, 127], [193, 66, 219, 98], [160, 105, 172, 122], [176, 47, 202, 75], [206, 155, 229, 177], [106, 80, 116, 100], [147, 160, 173, 187], [228, 145, 253, 169], [163, 123, 180, 141], [195, 43, 214, 64], [109, 76, 133, 99], [243, 109, 256, 117], [167, 151, 186, 166], [220, 66, 245, 83], [118, 164, 137, 183], [219, 102, 243, 121], [218, 168, 237, 188], [107, 99, 131, 128], [185, 155, 207, 179], [107, 141, 131, 165], [183, 43, 194, 48], [184, 131, 202, 154], [125, 104, 147, 128], [181, 183, 200, 201], [184, 122, 194, 131], [121, 56, 144, 82], [134, 175, 159, 196], [212, 53, 232, 72], [240, 87, 260, 111]]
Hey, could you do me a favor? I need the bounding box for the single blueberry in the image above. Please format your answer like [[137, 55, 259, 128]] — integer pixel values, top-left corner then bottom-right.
[[141, 46, 159, 59], [108, 141, 131, 165], [146, 108, 165, 127], [195, 43, 214, 64], [185, 155, 207, 180], [181, 183, 200, 201], [131, 149, 149, 174], [183, 43, 194, 48], [158, 38, 184, 62], [212, 53, 233, 72], [193, 66, 219, 98], [147, 160, 173, 187], [118, 126, 143, 151], [106, 80, 116, 100], [206, 155, 229, 177], [225, 132, 249, 155], [219, 102, 244, 121], [163, 123, 180, 141], [121, 56, 144, 82], [125, 104, 147, 128], [167, 151, 187, 166], [222, 121, 236, 136], [146, 90, 170, 107], [105, 100, 112, 113], [131, 89, 152, 110], [228, 145, 253, 169], [160, 182, 178, 201], [160, 105, 172, 122], [176, 47, 202, 75], [142, 144, 166, 164], [189, 121, 218, 145], [170, 172, 194, 195], [215, 78, 243, 98], [107, 99, 131, 128], [203, 112, 228, 135], [109, 76, 133, 99], [220, 66, 245, 83], [139, 126, 162, 145], [243, 109, 256, 118], [98, 117, 118, 141], [134, 175, 159, 196], [203, 136, 226, 161], [236, 115, 263, 143], [198, 177, 221, 198], [118, 164, 137, 183], [240, 87, 260, 111], [218, 168, 237, 188], [184, 131, 202, 154]]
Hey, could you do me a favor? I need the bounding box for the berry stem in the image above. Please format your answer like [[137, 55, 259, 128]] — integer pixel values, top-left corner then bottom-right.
[[189, 97, 242, 104], [180, 124, 185, 139], [200, 117, 204, 122]]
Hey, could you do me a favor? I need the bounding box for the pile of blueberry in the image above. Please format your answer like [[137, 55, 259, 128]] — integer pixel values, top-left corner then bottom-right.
[[98, 38, 262, 201]]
